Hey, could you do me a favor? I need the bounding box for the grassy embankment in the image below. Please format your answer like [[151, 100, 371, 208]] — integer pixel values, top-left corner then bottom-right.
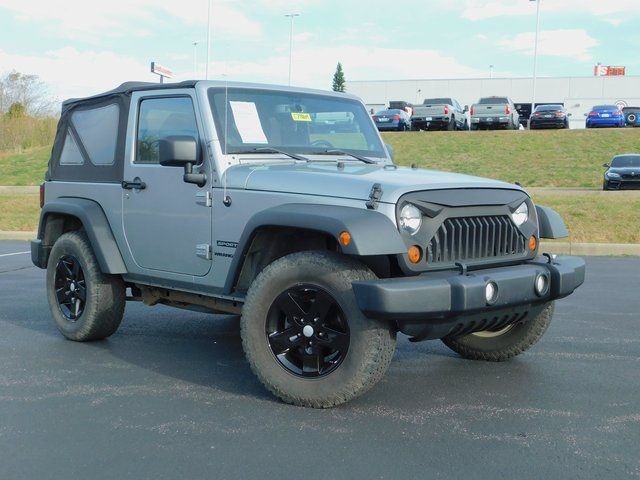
[[1, 128, 639, 243]]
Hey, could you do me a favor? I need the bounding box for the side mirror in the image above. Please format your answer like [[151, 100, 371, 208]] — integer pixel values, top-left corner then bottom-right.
[[584, 113, 588, 117], [159, 136, 206, 187], [385, 143, 395, 161], [567, 113, 572, 117], [602, 163, 610, 168]]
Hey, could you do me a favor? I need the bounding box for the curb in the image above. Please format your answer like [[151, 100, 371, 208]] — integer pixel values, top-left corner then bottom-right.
[[0, 231, 36, 241]]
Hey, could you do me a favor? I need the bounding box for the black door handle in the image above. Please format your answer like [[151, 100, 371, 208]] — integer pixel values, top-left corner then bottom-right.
[[122, 180, 147, 190]]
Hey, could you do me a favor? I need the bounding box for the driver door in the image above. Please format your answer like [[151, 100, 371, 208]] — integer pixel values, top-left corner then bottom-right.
[[122, 91, 212, 277]]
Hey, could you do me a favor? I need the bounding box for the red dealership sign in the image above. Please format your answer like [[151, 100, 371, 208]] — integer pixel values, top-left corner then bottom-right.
[[594, 64, 626, 76]]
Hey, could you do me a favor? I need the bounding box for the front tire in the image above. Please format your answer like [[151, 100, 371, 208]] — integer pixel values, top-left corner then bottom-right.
[[241, 251, 396, 408], [46, 231, 125, 341], [442, 303, 554, 361]]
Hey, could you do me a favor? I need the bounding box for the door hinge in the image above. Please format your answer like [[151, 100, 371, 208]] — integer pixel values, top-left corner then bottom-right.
[[196, 244, 212, 260], [196, 191, 212, 207]]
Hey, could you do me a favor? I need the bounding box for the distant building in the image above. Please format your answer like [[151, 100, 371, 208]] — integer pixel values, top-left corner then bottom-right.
[[347, 75, 640, 128]]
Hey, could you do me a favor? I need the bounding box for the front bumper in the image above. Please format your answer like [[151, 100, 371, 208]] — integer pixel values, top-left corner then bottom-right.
[[352, 255, 585, 339]]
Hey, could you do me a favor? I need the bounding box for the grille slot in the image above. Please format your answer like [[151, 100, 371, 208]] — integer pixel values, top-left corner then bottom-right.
[[426, 215, 525, 264]]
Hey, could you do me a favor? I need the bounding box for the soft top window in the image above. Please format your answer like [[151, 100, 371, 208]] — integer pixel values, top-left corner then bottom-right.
[[71, 103, 119, 165]]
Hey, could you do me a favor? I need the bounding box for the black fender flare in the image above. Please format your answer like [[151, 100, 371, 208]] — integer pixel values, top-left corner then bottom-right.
[[37, 198, 127, 274], [223, 203, 406, 294], [536, 205, 569, 239]]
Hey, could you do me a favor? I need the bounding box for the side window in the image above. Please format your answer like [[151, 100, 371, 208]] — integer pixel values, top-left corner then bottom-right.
[[71, 104, 119, 165], [136, 97, 199, 164], [59, 131, 84, 165]]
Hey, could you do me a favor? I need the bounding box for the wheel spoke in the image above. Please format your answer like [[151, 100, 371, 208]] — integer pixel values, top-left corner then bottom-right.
[[62, 260, 73, 277], [56, 286, 69, 304], [302, 351, 321, 375], [71, 259, 80, 277], [318, 326, 349, 352], [56, 261, 70, 280], [307, 290, 335, 322], [268, 326, 302, 355], [75, 283, 86, 302], [275, 292, 306, 319]]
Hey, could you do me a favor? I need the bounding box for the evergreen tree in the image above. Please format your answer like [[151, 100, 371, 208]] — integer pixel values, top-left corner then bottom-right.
[[332, 62, 346, 92]]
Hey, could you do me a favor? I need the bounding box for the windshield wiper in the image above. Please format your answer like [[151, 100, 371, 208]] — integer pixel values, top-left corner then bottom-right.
[[237, 147, 309, 162], [312, 149, 378, 164]]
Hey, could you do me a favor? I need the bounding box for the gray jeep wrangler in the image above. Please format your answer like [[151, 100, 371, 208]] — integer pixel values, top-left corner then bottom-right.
[[32, 81, 585, 407]]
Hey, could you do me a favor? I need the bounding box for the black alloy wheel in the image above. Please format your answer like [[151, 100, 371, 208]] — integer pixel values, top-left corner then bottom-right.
[[54, 255, 86, 321], [266, 284, 349, 378]]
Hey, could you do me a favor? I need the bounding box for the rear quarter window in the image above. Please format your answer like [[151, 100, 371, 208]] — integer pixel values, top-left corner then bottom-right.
[[71, 104, 119, 165]]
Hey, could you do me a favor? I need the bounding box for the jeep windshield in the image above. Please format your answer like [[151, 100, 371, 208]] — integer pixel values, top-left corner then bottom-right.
[[208, 87, 386, 160]]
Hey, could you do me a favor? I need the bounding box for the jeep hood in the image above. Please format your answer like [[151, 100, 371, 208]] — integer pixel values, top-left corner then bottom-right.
[[222, 162, 523, 203]]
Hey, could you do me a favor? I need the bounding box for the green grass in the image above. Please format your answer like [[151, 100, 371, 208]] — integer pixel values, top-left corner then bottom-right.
[[531, 192, 640, 244], [0, 193, 40, 231], [0, 146, 51, 185], [383, 128, 640, 188], [2, 129, 640, 187], [1, 191, 637, 245]]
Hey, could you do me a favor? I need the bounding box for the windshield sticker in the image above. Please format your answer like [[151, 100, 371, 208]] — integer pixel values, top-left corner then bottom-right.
[[229, 101, 268, 144], [291, 112, 312, 122]]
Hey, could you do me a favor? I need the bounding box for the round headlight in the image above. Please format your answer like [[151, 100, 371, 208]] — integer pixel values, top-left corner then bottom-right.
[[399, 204, 422, 235], [511, 202, 529, 227]]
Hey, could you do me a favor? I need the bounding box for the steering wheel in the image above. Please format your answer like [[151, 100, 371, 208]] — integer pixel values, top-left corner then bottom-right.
[[310, 139, 334, 149]]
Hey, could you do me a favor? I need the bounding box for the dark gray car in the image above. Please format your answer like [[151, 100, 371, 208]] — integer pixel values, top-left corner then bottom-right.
[[31, 80, 585, 407]]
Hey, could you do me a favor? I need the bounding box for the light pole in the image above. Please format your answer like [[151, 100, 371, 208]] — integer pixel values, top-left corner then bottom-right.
[[205, 0, 212, 79], [531, 0, 541, 113], [285, 13, 300, 85], [489, 64, 494, 79], [192, 41, 199, 78], [416, 89, 422, 104]]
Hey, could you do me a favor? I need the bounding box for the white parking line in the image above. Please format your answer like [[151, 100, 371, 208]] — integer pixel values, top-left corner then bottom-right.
[[0, 251, 30, 258]]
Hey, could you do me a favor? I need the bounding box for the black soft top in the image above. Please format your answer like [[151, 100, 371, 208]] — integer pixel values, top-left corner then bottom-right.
[[62, 80, 198, 111]]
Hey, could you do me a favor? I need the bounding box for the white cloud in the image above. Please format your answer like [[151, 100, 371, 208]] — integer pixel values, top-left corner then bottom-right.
[[461, 0, 640, 21], [498, 29, 599, 62], [195, 45, 484, 88], [0, 47, 153, 103], [604, 18, 624, 27], [0, 0, 261, 40]]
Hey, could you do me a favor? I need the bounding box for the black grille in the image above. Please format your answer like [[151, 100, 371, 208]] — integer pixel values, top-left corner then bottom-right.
[[426, 215, 526, 264]]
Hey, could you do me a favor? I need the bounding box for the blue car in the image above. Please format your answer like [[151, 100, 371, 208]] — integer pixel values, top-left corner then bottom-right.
[[585, 105, 625, 128], [372, 109, 411, 131]]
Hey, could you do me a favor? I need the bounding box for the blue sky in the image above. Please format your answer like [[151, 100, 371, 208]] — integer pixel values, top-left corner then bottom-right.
[[1, 0, 639, 102]]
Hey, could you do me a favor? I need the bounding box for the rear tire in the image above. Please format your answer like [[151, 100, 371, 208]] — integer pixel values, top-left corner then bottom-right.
[[442, 303, 554, 362], [447, 117, 456, 131], [46, 231, 125, 341], [241, 251, 396, 408]]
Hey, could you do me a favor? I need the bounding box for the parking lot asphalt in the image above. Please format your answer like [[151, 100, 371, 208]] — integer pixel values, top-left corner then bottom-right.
[[0, 240, 638, 480]]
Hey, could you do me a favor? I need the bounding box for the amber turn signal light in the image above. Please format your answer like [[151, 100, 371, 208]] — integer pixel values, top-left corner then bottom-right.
[[408, 245, 422, 264], [339, 231, 352, 246], [528, 235, 538, 252]]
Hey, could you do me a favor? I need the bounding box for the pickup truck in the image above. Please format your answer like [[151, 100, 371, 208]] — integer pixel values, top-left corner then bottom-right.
[[470, 96, 520, 130], [411, 97, 468, 131]]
